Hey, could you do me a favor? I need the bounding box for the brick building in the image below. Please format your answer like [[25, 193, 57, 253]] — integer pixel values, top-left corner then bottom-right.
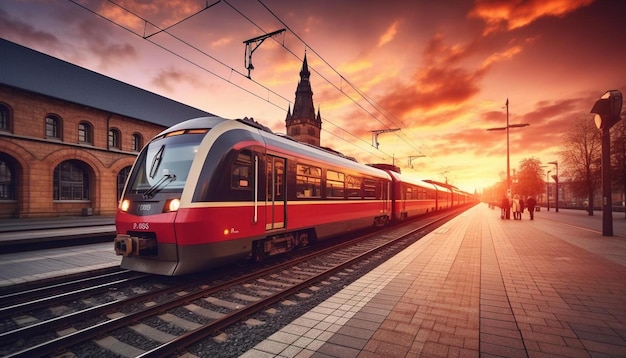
[[0, 39, 212, 218]]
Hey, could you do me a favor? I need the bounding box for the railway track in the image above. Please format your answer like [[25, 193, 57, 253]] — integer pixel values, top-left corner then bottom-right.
[[0, 208, 466, 357]]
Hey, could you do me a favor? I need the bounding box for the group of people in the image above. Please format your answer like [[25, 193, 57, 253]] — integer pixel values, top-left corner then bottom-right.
[[500, 195, 537, 220]]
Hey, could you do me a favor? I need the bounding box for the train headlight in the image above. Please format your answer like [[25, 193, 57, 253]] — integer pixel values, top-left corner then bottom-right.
[[165, 198, 181, 212], [120, 199, 130, 212]]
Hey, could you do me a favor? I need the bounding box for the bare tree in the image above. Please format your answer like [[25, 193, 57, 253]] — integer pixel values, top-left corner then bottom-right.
[[559, 114, 601, 215]]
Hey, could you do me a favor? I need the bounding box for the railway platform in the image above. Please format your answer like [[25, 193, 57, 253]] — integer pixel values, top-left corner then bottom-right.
[[1, 206, 626, 357], [243, 204, 626, 358], [0, 215, 115, 246], [0, 216, 118, 287]]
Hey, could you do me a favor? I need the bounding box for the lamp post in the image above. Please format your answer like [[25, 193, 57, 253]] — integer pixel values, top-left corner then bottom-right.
[[548, 161, 558, 212], [547, 170, 551, 211], [486, 98, 529, 205], [591, 90, 623, 236]]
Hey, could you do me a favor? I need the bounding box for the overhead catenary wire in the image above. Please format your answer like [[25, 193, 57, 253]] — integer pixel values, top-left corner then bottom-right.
[[219, 0, 393, 155], [66, 0, 280, 110], [67, 0, 419, 161], [68, 0, 388, 161], [256, 0, 432, 157], [224, 0, 430, 159]]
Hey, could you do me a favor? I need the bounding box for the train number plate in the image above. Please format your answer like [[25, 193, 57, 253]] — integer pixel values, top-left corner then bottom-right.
[[133, 222, 150, 230]]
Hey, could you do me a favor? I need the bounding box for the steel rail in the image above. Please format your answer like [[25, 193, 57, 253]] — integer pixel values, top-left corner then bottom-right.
[[139, 208, 462, 358], [0, 273, 149, 319], [5, 207, 467, 358], [0, 267, 128, 302]]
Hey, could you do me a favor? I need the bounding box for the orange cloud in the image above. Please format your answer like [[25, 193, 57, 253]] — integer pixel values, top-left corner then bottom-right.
[[378, 20, 401, 47], [211, 37, 232, 47], [374, 35, 483, 117], [97, 2, 145, 34], [469, 0, 595, 35], [96, 1, 207, 36], [479, 44, 522, 70]]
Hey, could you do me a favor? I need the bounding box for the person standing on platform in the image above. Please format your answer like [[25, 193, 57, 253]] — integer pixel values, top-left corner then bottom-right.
[[526, 196, 537, 220], [511, 195, 521, 220], [500, 195, 510, 220]]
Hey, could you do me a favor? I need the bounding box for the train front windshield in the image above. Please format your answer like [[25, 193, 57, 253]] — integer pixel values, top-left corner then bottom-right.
[[126, 130, 208, 197]]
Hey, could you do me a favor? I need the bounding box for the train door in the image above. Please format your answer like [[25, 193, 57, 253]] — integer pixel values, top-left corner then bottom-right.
[[383, 180, 391, 220], [401, 184, 408, 213], [266, 155, 286, 230]]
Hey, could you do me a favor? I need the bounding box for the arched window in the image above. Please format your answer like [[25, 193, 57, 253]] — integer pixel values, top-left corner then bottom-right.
[[117, 166, 132, 200], [131, 133, 143, 152], [78, 121, 93, 144], [46, 115, 62, 139], [0, 154, 16, 200], [108, 128, 121, 149], [53, 160, 90, 201], [0, 103, 11, 132]]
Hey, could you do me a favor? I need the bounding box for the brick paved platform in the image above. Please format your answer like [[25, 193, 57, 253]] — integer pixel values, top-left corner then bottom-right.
[[0, 242, 120, 286], [243, 204, 626, 357]]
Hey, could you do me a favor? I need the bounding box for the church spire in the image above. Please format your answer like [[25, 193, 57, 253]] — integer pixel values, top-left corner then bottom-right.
[[285, 105, 292, 121], [299, 53, 310, 80], [285, 53, 321, 146]]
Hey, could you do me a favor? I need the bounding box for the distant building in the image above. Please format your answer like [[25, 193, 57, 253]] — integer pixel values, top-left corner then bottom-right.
[[285, 54, 322, 146], [0, 39, 212, 218]]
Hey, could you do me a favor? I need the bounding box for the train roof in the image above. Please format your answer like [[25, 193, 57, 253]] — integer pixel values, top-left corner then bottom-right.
[[155, 116, 392, 180], [255, 126, 390, 180], [154, 116, 226, 137], [386, 171, 437, 190], [423, 179, 462, 192]]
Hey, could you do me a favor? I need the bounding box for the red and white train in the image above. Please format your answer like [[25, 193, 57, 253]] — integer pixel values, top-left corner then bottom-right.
[[114, 116, 473, 275]]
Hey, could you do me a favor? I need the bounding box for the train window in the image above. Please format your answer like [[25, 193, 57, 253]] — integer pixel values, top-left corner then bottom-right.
[[128, 132, 205, 194], [326, 170, 345, 198], [364, 179, 377, 199], [346, 175, 362, 198], [406, 186, 413, 200], [296, 164, 321, 198], [231, 151, 252, 189], [267, 156, 285, 200]]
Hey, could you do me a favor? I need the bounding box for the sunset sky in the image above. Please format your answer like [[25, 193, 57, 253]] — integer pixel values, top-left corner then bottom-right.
[[2, 0, 625, 193]]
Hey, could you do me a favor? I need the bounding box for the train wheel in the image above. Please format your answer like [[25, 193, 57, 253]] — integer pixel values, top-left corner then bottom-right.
[[297, 232, 309, 247]]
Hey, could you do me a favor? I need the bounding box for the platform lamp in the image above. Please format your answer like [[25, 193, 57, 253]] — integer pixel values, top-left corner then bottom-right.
[[548, 161, 558, 212], [539, 165, 547, 208], [546, 170, 551, 211], [590, 90, 623, 236]]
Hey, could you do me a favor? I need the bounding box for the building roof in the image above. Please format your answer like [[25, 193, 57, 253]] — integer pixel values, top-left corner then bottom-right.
[[0, 38, 213, 127]]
